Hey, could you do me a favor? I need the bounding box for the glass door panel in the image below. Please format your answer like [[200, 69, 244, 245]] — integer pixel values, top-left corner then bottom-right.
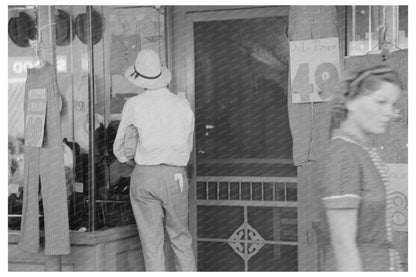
[[194, 15, 295, 177]]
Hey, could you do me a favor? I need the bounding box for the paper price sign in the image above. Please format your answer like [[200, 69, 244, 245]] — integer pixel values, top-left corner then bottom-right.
[[384, 164, 408, 232], [25, 89, 47, 148], [290, 37, 341, 103]]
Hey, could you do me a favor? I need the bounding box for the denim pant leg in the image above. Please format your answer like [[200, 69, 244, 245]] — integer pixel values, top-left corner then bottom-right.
[[18, 147, 41, 253]]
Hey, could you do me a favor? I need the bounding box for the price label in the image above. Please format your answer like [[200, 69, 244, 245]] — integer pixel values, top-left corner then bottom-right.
[[74, 182, 84, 193], [290, 37, 341, 103], [25, 89, 47, 148], [74, 100, 85, 112], [8, 183, 20, 196], [385, 164, 408, 231], [392, 211, 406, 226]]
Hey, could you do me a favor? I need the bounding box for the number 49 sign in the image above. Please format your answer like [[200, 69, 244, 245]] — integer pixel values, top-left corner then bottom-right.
[[290, 37, 341, 103]]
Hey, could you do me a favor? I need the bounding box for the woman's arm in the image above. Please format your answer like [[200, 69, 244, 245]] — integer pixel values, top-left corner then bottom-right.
[[326, 208, 362, 271]]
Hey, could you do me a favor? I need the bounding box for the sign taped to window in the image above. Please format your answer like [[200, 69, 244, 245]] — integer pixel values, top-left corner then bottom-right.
[[385, 163, 408, 232], [290, 37, 341, 103], [25, 89, 47, 148]]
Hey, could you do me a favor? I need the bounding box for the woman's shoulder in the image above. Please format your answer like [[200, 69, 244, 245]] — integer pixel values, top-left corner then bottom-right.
[[324, 137, 366, 163], [328, 137, 362, 151]]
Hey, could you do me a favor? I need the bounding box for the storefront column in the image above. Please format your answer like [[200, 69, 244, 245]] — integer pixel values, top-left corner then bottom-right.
[[287, 6, 340, 271]]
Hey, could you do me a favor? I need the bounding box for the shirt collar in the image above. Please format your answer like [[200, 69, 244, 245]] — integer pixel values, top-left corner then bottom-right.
[[331, 129, 372, 148], [144, 87, 170, 95]]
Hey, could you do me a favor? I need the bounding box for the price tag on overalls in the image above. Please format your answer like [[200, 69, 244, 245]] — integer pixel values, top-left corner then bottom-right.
[[25, 89, 47, 148]]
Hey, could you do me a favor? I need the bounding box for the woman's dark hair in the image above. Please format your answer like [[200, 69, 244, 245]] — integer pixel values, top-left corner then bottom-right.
[[330, 63, 401, 131]]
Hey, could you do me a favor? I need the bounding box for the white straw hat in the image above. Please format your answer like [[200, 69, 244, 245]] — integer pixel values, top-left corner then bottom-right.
[[124, 49, 171, 89]]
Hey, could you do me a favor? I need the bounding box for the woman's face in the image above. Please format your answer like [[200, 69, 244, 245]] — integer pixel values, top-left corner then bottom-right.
[[346, 81, 401, 135]]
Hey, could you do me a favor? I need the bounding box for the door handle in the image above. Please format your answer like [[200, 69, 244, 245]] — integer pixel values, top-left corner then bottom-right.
[[306, 229, 313, 245], [306, 221, 322, 245]]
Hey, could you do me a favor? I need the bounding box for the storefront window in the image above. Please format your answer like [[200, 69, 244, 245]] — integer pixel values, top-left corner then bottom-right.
[[8, 6, 40, 231], [100, 5, 167, 229], [346, 5, 408, 56], [8, 5, 167, 232]]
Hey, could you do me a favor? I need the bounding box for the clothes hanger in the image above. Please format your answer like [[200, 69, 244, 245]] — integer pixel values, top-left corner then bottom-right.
[[34, 22, 56, 68], [365, 24, 386, 56], [365, 7, 402, 56]]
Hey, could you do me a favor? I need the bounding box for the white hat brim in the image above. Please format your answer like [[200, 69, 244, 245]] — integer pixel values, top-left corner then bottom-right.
[[124, 65, 172, 89]]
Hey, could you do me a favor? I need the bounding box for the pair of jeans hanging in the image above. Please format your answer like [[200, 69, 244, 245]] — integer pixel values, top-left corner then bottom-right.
[[19, 62, 70, 255]]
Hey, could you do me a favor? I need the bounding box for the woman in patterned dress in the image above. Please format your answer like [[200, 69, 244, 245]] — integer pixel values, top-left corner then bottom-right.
[[319, 63, 403, 271]]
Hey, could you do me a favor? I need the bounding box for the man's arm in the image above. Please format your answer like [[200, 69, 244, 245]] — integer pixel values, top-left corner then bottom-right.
[[113, 100, 135, 163]]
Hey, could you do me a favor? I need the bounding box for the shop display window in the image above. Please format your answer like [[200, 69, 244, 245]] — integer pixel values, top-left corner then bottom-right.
[[346, 5, 408, 56], [8, 5, 167, 232]]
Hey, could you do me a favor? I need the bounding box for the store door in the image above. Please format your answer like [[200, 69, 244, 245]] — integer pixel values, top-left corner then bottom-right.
[[185, 7, 301, 271]]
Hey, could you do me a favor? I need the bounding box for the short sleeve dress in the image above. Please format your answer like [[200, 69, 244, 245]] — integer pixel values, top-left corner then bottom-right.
[[319, 130, 402, 271]]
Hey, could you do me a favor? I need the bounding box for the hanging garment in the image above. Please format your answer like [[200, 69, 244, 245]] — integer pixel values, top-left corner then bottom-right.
[[19, 62, 71, 255], [110, 34, 141, 75]]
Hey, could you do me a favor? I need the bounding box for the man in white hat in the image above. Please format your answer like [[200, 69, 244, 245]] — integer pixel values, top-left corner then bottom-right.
[[113, 49, 196, 271]]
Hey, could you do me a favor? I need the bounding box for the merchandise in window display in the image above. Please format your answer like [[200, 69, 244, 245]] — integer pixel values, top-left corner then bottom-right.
[[8, 11, 37, 48], [55, 9, 75, 46], [110, 34, 141, 75], [75, 9, 103, 45]]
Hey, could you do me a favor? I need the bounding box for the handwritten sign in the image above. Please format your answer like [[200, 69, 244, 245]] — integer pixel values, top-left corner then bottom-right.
[[25, 89, 47, 148], [290, 37, 341, 103], [384, 163, 408, 232]]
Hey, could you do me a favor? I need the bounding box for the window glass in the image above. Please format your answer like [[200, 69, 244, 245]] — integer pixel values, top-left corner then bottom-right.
[[8, 6, 40, 231], [398, 6, 408, 49], [101, 6, 167, 229], [346, 6, 408, 56], [8, 5, 167, 232]]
